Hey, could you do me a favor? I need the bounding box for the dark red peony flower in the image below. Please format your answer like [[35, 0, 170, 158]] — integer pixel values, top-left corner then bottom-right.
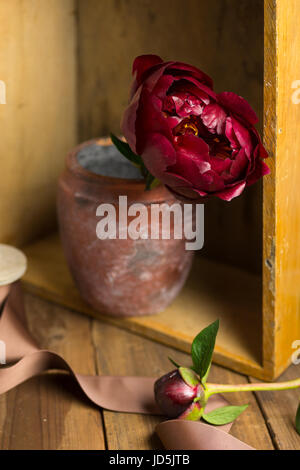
[[121, 55, 270, 201]]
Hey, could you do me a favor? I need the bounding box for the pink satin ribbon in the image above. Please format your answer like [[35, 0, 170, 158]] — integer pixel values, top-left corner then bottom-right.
[[0, 282, 253, 450]]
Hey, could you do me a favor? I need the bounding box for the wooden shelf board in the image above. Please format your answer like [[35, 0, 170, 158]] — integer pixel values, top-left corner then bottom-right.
[[22, 233, 264, 378]]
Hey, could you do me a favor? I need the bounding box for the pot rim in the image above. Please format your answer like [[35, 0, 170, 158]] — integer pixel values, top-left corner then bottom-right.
[[65, 137, 175, 203], [67, 137, 147, 186]]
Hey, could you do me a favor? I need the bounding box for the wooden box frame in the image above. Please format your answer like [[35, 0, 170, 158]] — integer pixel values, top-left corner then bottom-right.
[[1, 1, 299, 380], [260, 0, 300, 379]]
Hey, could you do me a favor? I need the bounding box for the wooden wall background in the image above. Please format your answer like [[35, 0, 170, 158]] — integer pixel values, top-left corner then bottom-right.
[[0, 0, 264, 273], [77, 0, 264, 273], [77, 0, 263, 139], [0, 0, 77, 246]]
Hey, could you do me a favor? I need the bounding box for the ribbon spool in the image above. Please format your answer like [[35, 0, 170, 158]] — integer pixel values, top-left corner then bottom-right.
[[0, 244, 27, 286]]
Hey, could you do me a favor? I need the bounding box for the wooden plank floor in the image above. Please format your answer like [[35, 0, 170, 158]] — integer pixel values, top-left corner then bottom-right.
[[0, 293, 299, 450]]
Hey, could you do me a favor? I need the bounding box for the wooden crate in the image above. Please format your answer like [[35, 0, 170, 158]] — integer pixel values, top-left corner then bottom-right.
[[1, 0, 300, 380]]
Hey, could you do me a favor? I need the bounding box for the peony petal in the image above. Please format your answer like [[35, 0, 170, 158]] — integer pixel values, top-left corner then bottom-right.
[[191, 188, 209, 197], [178, 76, 217, 101], [167, 62, 214, 89], [225, 117, 239, 151], [175, 134, 210, 160], [215, 182, 246, 201], [144, 63, 173, 93], [164, 171, 194, 189], [250, 128, 268, 158], [145, 133, 211, 190], [141, 133, 177, 182], [197, 170, 225, 192], [246, 138, 269, 175], [121, 86, 142, 153], [130, 61, 171, 98], [247, 159, 270, 186], [228, 117, 253, 157], [228, 149, 249, 180], [166, 185, 208, 201], [172, 92, 203, 117], [172, 95, 185, 115], [162, 96, 176, 115], [168, 76, 216, 101], [135, 90, 173, 154], [209, 156, 232, 175], [172, 150, 211, 185], [153, 75, 175, 99], [169, 135, 229, 192], [132, 55, 163, 86], [232, 123, 252, 157], [218, 92, 258, 125], [258, 142, 269, 159], [201, 104, 227, 134], [166, 115, 182, 131]]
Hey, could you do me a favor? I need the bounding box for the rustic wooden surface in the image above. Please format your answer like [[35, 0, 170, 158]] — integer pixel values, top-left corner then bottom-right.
[[23, 233, 264, 380], [1, 0, 298, 387], [1, 293, 299, 450]]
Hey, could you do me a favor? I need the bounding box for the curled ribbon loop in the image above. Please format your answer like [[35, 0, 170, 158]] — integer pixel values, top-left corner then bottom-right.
[[0, 282, 254, 450]]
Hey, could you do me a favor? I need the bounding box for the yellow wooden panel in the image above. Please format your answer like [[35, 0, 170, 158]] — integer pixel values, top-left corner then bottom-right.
[[263, 0, 300, 377], [275, 0, 300, 373], [0, 0, 77, 246]]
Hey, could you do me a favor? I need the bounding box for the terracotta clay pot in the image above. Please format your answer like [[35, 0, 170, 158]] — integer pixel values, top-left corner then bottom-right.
[[57, 138, 194, 317]]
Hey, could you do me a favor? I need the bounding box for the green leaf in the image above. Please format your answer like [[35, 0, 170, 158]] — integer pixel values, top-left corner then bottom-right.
[[110, 133, 142, 166], [179, 367, 200, 387], [168, 357, 180, 368], [145, 172, 160, 191], [203, 404, 248, 426], [202, 363, 211, 385], [296, 402, 300, 435], [150, 177, 161, 190], [191, 319, 219, 382], [110, 137, 159, 191]]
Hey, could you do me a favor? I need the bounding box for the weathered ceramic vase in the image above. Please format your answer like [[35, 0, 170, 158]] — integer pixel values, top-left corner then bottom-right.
[[57, 138, 194, 317]]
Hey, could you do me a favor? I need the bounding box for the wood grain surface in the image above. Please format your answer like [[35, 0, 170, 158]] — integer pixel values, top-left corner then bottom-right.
[[2, 292, 299, 450], [0, 294, 105, 450], [251, 365, 300, 450]]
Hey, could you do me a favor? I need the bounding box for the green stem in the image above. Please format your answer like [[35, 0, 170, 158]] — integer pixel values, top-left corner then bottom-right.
[[206, 378, 300, 398]]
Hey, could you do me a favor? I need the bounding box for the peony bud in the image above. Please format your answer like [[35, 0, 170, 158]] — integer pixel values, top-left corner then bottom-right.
[[154, 367, 205, 419]]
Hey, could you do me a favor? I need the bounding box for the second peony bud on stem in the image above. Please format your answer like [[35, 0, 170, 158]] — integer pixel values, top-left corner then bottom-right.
[[154, 367, 206, 419], [154, 320, 300, 431]]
